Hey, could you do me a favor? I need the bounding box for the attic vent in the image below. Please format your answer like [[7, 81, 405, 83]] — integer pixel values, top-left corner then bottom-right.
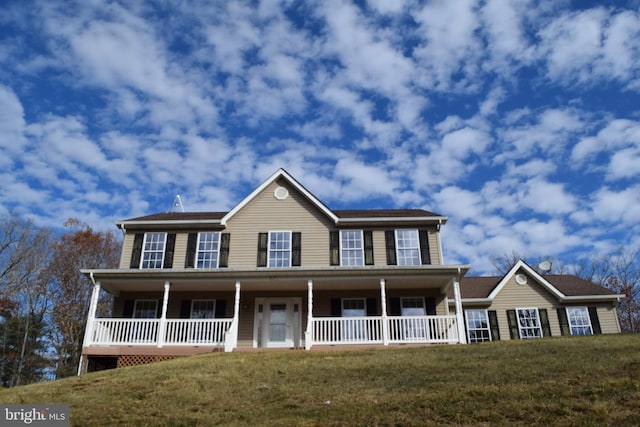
[[274, 186, 289, 200], [515, 274, 528, 285]]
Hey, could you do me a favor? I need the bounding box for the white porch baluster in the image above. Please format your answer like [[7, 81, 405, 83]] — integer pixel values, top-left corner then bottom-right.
[[305, 280, 313, 350], [157, 281, 171, 348], [453, 278, 466, 344], [380, 278, 389, 346]]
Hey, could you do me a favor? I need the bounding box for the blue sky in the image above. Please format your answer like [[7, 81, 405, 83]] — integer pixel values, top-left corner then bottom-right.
[[1, 0, 639, 274]]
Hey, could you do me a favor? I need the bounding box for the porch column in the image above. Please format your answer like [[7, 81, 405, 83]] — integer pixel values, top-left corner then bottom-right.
[[82, 281, 102, 348], [305, 280, 313, 350], [157, 281, 170, 348], [380, 278, 389, 345], [224, 281, 241, 352], [453, 279, 467, 344]]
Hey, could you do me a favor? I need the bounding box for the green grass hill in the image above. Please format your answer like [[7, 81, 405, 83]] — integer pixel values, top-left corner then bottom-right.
[[2, 335, 640, 426]]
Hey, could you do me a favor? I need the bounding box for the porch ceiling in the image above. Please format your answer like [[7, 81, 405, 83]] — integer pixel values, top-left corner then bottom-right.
[[82, 265, 469, 296]]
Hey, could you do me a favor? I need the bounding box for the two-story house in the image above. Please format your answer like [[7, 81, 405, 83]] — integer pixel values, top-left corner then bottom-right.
[[78, 169, 622, 374]]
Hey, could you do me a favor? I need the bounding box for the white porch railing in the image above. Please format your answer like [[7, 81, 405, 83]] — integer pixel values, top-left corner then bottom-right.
[[387, 315, 458, 344], [310, 315, 459, 346], [313, 316, 383, 345], [91, 319, 160, 345], [90, 318, 232, 347], [164, 319, 233, 345]]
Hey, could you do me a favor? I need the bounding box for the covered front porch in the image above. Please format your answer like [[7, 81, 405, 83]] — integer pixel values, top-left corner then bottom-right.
[[80, 266, 469, 372]]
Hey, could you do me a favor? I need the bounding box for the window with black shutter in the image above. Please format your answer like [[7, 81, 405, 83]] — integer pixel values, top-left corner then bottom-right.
[[385, 230, 397, 265], [257, 233, 268, 267]]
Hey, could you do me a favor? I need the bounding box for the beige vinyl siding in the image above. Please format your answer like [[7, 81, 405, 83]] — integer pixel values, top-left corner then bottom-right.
[[172, 233, 188, 269], [427, 228, 441, 265], [456, 271, 621, 339], [585, 305, 620, 334], [225, 179, 335, 268], [119, 233, 136, 269], [488, 273, 562, 339]]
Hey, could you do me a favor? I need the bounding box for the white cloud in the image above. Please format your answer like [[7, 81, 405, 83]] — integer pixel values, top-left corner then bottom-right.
[[0, 84, 26, 159]]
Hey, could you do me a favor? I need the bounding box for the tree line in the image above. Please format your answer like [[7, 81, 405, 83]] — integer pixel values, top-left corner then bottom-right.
[[0, 213, 120, 387]]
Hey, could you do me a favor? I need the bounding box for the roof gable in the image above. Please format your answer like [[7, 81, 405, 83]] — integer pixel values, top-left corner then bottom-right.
[[455, 260, 622, 302], [221, 168, 338, 225]]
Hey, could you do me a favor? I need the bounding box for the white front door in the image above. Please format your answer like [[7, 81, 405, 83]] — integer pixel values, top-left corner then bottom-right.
[[254, 298, 301, 348]]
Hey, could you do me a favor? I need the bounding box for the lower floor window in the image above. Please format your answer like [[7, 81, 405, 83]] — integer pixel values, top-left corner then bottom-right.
[[517, 308, 542, 338], [465, 309, 491, 343], [191, 300, 215, 319], [567, 307, 592, 335], [133, 300, 157, 318]]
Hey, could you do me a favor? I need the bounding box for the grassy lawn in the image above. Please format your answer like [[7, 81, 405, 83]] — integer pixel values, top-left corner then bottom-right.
[[2, 335, 640, 426]]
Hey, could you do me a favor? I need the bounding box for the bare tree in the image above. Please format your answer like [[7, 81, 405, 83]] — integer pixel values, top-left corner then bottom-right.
[[47, 219, 121, 378], [0, 213, 55, 386]]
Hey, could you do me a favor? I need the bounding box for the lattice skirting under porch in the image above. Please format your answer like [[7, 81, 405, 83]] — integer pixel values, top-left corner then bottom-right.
[[117, 355, 179, 368]]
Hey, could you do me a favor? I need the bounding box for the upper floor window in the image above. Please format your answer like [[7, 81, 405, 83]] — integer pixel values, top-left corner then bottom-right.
[[185, 232, 230, 269], [395, 230, 421, 266], [329, 230, 374, 266], [257, 231, 301, 267], [340, 230, 364, 266], [197, 232, 220, 269], [130, 232, 176, 269], [385, 229, 431, 266], [269, 231, 291, 267], [141, 233, 166, 269]]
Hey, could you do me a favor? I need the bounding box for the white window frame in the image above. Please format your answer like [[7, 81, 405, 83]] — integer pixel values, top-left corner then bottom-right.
[[340, 230, 364, 266], [566, 306, 593, 335], [268, 231, 292, 268], [196, 232, 221, 269], [465, 309, 492, 343], [140, 232, 167, 269], [516, 307, 542, 339], [190, 299, 216, 319], [395, 229, 421, 266], [133, 299, 158, 319]]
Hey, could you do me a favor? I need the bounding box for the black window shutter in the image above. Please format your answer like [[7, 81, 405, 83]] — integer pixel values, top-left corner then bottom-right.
[[390, 298, 401, 316], [123, 300, 134, 318], [329, 231, 340, 266], [557, 308, 570, 336], [425, 297, 437, 315], [130, 234, 144, 268], [488, 310, 500, 341], [156, 300, 163, 318], [385, 230, 397, 265], [506, 310, 519, 339], [257, 233, 268, 267], [539, 309, 551, 337], [163, 233, 176, 268], [364, 231, 374, 265], [588, 307, 602, 334], [180, 300, 192, 319], [215, 300, 227, 318], [366, 298, 377, 316], [185, 233, 197, 268], [419, 229, 431, 265], [219, 233, 231, 268], [330, 299, 342, 316], [292, 232, 302, 266]]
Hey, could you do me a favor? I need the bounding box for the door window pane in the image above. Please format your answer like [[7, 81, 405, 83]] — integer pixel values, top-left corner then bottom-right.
[[270, 304, 287, 342]]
